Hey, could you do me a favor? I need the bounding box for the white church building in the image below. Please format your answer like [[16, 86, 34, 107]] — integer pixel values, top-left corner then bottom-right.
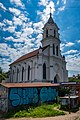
[[9, 13, 68, 83]]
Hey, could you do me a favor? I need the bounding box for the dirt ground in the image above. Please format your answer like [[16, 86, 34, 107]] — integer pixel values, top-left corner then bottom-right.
[[3, 110, 80, 120]]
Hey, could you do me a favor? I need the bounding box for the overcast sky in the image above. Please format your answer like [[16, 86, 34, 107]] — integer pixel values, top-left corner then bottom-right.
[[0, 0, 80, 77]]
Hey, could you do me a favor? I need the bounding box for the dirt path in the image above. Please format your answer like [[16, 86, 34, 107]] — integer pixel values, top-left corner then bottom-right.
[[1, 110, 80, 120]]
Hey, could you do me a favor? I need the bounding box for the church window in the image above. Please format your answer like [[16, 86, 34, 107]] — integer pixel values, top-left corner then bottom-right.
[[43, 63, 46, 79], [22, 67, 24, 81], [12, 70, 14, 82], [53, 44, 55, 55], [46, 29, 48, 37], [17, 68, 19, 80], [28, 65, 30, 80], [56, 46, 58, 56], [13, 70, 14, 74], [54, 30, 56, 37]]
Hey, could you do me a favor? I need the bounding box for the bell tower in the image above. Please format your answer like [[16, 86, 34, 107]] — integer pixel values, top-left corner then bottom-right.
[[42, 10, 59, 40], [41, 9, 61, 57]]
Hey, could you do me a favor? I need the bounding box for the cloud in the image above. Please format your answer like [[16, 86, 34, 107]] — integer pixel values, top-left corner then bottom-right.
[[65, 42, 75, 47], [63, 50, 78, 55], [66, 53, 80, 72], [0, 2, 6, 11], [0, 43, 16, 57], [60, 42, 75, 51], [38, 1, 55, 23], [10, 0, 25, 8], [58, 6, 65, 11], [22, 27, 33, 35], [60, 43, 65, 51], [4, 36, 25, 42], [19, 14, 28, 22], [3, 19, 13, 25], [38, 0, 49, 6], [33, 22, 43, 34], [4, 36, 15, 41], [3, 26, 16, 33], [77, 40, 80, 43], [0, 43, 27, 71], [9, 8, 21, 16], [56, 0, 60, 5], [58, 0, 67, 12], [0, 60, 10, 72], [0, 22, 5, 28], [14, 31, 22, 38], [62, 0, 66, 5], [13, 16, 22, 26]]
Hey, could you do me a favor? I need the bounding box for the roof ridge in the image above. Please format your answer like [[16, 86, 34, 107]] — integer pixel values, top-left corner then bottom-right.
[[10, 49, 39, 65]]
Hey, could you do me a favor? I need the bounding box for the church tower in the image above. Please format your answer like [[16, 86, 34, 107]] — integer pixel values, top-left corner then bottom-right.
[[42, 13, 59, 39], [41, 12, 61, 57], [41, 11, 68, 82]]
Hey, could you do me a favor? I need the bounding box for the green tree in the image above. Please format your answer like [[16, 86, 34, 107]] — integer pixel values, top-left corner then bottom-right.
[[0, 67, 8, 82], [58, 87, 70, 97], [77, 74, 80, 79], [0, 67, 2, 73]]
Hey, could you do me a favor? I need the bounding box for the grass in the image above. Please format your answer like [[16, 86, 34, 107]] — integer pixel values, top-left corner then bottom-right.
[[0, 103, 65, 118]]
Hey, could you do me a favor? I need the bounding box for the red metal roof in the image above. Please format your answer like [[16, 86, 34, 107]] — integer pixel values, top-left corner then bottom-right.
[[10, 49, 39, 65], [10, 45, 50, 66], [0, 82, 60, 88]]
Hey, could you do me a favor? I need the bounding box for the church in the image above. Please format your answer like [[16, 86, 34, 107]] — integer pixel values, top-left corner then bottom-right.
[[9, 13, 68, 83]]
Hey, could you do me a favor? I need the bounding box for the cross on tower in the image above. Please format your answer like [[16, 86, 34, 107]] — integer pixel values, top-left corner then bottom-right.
[[50, 7, 52, 14], [50, 7, 52, 17]]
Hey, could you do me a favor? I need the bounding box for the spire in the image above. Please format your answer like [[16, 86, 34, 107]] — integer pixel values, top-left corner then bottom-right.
[[47, 7, 54, 24], [50, 7, 52, 17]]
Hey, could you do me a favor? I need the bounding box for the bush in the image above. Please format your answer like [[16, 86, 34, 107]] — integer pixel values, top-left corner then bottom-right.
[[0, 104, 65, 118], [14, 104, 65, 118]]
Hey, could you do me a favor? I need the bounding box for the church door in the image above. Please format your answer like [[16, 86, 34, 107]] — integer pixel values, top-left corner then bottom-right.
[[54, 76, 57, 83]]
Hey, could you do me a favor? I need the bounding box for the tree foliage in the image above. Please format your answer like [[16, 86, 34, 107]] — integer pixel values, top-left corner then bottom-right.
[[0, 67, 2, 74], [0, 67, 8, 83], [69, 74, 80, 82], [58, 87, 70, 97]]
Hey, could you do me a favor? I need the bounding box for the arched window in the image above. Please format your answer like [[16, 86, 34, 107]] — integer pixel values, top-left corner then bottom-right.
[[28, 65, 30, 80], [13, 70, 14, 74], [54, 30, 56, 37], [43, 63, 46, 79], [56, 46, 58, 56], [12, 70, 14, 82], [17, 68, 19, 80], [46, 29, 48, 37], [53, 44, 55, 55], [22, 67, 24, 81]]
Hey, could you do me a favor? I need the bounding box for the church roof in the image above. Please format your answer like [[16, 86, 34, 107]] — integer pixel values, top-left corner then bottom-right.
[[47, 13, 54, 24], [10, 49, 39, 65], [10, 45, 49, 66], [43, 13, 59, 30]]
